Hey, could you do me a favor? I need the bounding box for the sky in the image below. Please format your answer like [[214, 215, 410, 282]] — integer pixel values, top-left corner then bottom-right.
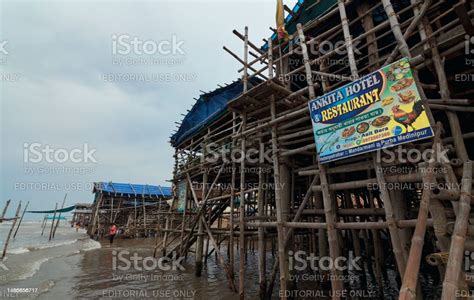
[[0, 0, 297, 219]]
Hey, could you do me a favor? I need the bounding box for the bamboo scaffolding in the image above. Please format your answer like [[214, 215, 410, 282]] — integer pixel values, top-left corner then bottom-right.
[[399, 124, 442, 299], [299, 22, 344, 297], [165, 1, 473, 298], [441, 161, 473, 298]]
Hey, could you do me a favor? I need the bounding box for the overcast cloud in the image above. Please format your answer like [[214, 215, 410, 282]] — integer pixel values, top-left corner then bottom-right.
[[0, 0, 295, 219]]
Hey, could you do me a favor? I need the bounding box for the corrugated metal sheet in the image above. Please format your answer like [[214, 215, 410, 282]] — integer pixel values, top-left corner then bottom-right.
[[93, 182, 172, 198]]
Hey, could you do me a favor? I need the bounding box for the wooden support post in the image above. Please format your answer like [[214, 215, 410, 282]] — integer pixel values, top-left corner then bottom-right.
[[158, 149, 179, 257], [110, 197, 114, 223], [142, 195, 147, 237], [298, 22, 344, 297], [399, 124, 441, 299], [53, 194, 67, 239], [90, 193, 103, 237], [229, 112, 237, 277], [196, 136, 208, 276], [420, 16, 469, 162], [243, 26, 249, 92], [338, 0, 358, 79], [48, 203, 58, 241], [13, 201, 29, 239], [267, 175, 319, 297], [1, 201, 21, 259], [373, 155, 408, 278], [179, 188, 187, 254], [441, 161, 472, 298], [40, 214, 48, 236], [268, 38, 273, 79], [357, 2, 379, 68], [257, 138, 267, 300], [270, 95, 289, 299], [134, 196, 138, 236], [239, 113, 247, 300], [385, 0, 431, 64], [381, 0, 410, 60], [381, 0, 435, 127], [187, 174, 237, 292], [1, 200, 11, 222]]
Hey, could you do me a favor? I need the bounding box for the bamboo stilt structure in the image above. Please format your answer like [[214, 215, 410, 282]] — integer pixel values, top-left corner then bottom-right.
[[163, 1, 474, 298]]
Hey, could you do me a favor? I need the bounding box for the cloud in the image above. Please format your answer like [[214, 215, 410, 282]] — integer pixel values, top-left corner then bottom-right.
[[0, 0, 296, 217]]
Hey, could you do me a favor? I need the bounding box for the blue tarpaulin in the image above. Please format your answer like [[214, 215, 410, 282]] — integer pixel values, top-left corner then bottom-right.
[[27, 205, 76, 214], [170, 78, 260, 146], [261, 0, 338, 51], [93, 182, 172, 198]]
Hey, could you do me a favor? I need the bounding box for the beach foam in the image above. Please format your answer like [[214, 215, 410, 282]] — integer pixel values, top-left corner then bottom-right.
[[81, 239, 101, 251], [18, 257, 52, 280], [28, 239, 78, 251], [7, 247, 30, 254]]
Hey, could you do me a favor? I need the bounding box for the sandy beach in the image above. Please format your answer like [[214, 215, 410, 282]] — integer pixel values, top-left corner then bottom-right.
[[0, 222, 261, 299]]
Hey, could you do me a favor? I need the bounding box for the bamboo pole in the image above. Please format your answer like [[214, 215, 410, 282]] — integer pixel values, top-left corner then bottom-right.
[[373, 155, 408, 277], [338, 0, 358, 79], [1, 201, 21, 259], [257, 138, 266, 300], [142, 195, 147, 237], [53, 194, 67, 239], [441, 161, 473, 298], [270, 95, 290, 299], [157, 149, 179, 257], [180, 163, 226, 257], [385, 0, 431, 64], [421, 14, 469, 162], [0, 200, 11, 222], [89, 193, 103, 237], [267, 175, 319, 297], [48, 203, 58, 241], [299, 22, 344, 297], [238, 112, 247, 299], [13, 201, 29, 239], [179, 188, 187, 254], [195, 136, 208, 276], [187, 174, 237, 292], [399, 124, 442, 299], [40, 214, 48, 236], [243, 26, 248, 93], [110, 197, 113, 223], [229, 112, 237, 277]]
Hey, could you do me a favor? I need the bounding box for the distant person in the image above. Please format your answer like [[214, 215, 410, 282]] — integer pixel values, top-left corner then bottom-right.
[[75, 222, 80, 232], [109, 223, 118, 244]]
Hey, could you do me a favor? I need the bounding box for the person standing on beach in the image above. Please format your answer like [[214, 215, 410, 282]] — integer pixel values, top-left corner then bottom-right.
[[109, 223, 117, 244]]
